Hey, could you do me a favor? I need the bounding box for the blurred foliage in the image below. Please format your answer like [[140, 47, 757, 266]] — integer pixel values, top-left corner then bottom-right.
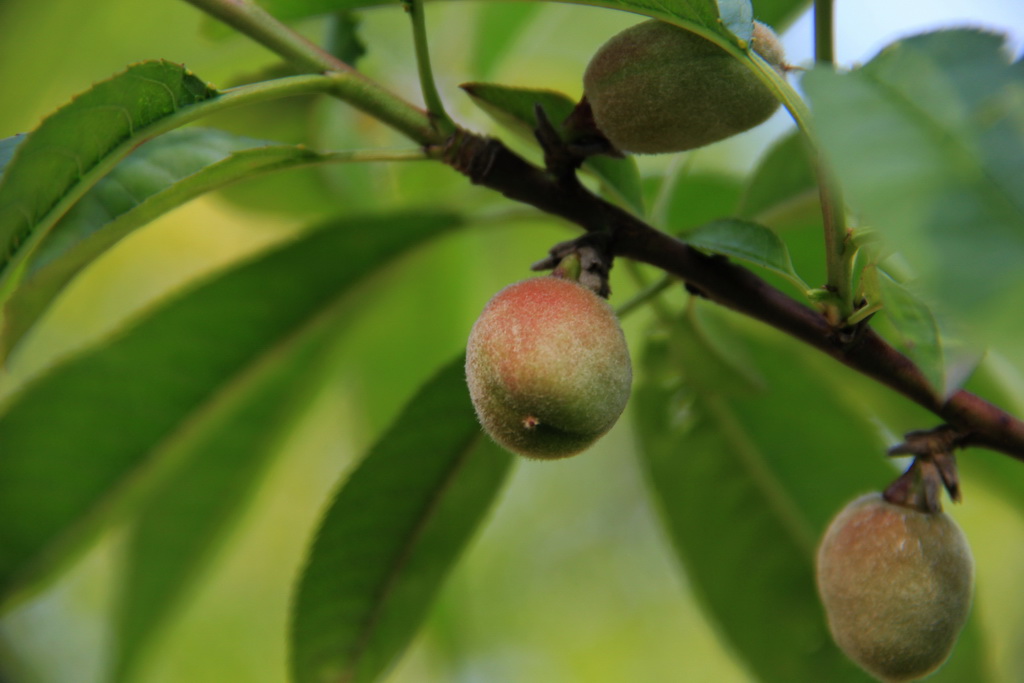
[[1, 1, 1023, 683], [803, 29, 1024, 391]]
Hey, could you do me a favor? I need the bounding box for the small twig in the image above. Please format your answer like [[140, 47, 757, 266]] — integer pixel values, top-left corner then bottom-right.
[[181, 0, 443, 146], [616, 274, 676, 319], [816, 164, 855, 323], [814, 0, 836, 65], [403, 0, 456, 136], [737, 46, 855, 321]]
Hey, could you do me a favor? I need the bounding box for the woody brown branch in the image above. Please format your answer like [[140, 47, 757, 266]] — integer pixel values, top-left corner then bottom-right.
[[442, 130, 1024, 462]]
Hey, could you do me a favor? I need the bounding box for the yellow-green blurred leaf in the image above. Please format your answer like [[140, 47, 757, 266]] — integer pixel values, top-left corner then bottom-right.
[[0, 210, 462, 605]]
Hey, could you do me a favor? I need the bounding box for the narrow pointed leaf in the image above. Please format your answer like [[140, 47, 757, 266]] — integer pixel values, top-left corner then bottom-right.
[[685, 218, 809, 291], [291, 357, 513, 683], [0, 210, 462, 604], [1, 128, 331, 359], [460, 83, 576, 143], [111, 286, 351, 682], [0, 61, 217, 280], [461, 82, 643, 214]]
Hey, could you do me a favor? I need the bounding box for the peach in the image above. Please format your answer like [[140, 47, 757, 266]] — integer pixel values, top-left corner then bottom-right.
[[816, 493, 974, 682], [465, 276, 631, 458], [583, 20, 785, 154]]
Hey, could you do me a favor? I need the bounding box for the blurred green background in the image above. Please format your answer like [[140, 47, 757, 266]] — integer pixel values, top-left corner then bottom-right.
[[1, 1, 1023, 682]]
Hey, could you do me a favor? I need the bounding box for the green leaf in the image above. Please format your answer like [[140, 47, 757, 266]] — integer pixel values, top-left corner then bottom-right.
[[252, 0, 734, 40], [112, 277, 347, 683], [685, 218, 809, 291], [654, 171, 743, 231], [461, 82, 644, 215], [638, 391, 872, 683], [864, 266, 946, 397], [460, 82, 575, 143], [635, 311, 993, 682], [0, 128, 331, 360], [635, 315, 887, 682], [473, 3, 543, 79], [0, 61, 218, 282], [290, 357, 513, 683], [652, 306, 764, 398], [0, 210, 462, 605], [635, 368, 863, 681], [802, 30, 1024, 327], [325, 11, 367, 66], [35, 128, 316, 272], [738, 130, 819, 226]]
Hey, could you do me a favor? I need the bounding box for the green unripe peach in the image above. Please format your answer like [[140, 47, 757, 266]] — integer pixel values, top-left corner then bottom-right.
[[583, 20, 786, 154], [816, 493, 974, 682], [465, 276, 632, 459]]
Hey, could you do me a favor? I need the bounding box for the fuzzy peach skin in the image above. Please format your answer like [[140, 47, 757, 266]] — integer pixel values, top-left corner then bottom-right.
[[583, 20, 786, 154], [816, 493, 974, 682], [465, 277, 632, 459]]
